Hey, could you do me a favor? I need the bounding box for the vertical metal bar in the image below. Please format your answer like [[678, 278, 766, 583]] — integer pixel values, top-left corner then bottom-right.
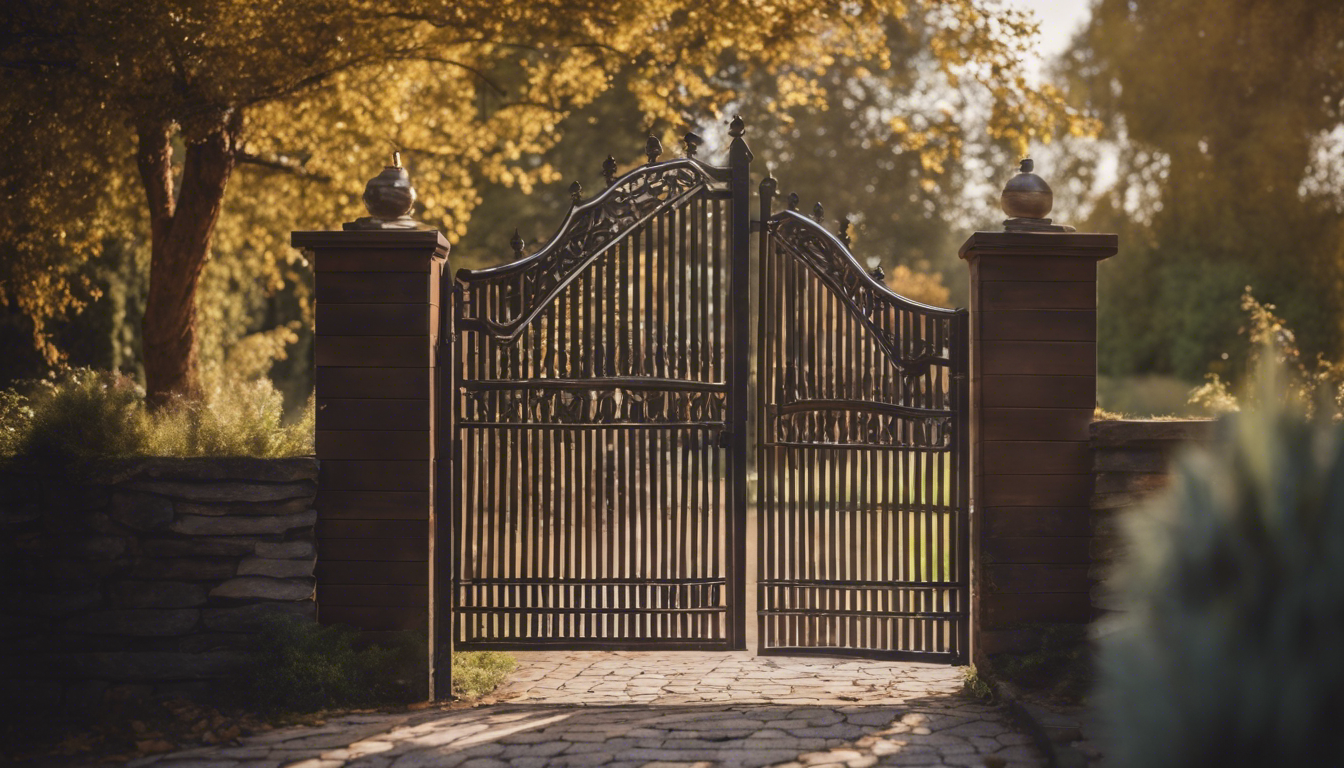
[[899, 308, 910, 652], [954, 308, 971, 662], [432, 262, 453, 699], [672, 205, 687, 641], [756, 178, 773, 652], [711, 198, 725, 641], [726, 122, 752, 649]]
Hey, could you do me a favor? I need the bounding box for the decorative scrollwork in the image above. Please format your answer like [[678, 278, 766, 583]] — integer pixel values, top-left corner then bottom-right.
[[459, 159, 720, 342], [461, 387, 727, 426], [775, 409, 953, 450], [770, 211, 957, 375]]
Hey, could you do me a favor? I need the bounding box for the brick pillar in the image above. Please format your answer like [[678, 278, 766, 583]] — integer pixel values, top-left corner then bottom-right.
[[291, 228, 449, 695], [959, 228, 1116, 662]]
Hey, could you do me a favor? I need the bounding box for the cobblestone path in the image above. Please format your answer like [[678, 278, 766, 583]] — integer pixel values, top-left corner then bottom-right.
[[131, 652, 1042, 768]]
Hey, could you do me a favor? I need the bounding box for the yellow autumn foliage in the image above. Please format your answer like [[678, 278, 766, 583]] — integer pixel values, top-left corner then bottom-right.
[[1, 0, 1094, 385]]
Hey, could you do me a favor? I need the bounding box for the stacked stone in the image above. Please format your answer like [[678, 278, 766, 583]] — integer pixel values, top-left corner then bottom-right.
[[1, 457, 318, 713], [1089, 419, 1215, 607]]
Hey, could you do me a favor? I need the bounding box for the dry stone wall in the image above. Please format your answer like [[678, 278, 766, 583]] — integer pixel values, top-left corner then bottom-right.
[[1, 457, 318, 713]]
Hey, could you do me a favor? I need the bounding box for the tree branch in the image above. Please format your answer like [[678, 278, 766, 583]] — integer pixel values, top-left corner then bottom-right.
[[135, 120, 176, 251], [399, 56, 508, 96], [237, 152, 332, 183]]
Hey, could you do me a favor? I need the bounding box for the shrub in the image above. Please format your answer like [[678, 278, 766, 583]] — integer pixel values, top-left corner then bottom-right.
[[146, 383, 313, 458], [1098, 367, 1344, 766], [0, 367, 313, 460], [452, 652, 517, 699], [236, 617, 426, 713], [14, 369, 150, 462], [1189, 287, 1343, 418], [0, 387, 35, 457]]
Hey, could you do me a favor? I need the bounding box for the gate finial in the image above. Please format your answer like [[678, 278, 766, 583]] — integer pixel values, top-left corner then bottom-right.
[[839, 215, 852, 248], [510, 229, 524, 258], [602, 155, 618, 187], [728, 115, 745, 138], [1001, 157, 1074, 232], [759, 174, 777, 198], [869, 265, 885, 280], [645, 135, 663, 165], [787, 192, 799, 212], [569, 181, 583, 205], [812, 201, 825, 223], [683, 130, 703, 158], [346, 154, 420, 230]]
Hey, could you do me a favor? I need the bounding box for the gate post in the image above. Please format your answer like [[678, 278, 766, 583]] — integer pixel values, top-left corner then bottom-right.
[[959, 160, 1116, 665], [292, 159, 452, 699], [727, 115, 753, 650]]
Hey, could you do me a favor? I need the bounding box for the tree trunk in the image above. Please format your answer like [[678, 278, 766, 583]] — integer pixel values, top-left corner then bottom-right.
[[136, 111, 242, 406]]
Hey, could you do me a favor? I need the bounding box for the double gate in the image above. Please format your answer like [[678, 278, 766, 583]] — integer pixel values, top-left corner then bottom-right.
[[447, 121, 969, 661]]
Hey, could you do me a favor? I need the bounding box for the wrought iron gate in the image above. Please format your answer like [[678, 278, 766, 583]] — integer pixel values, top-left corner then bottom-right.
[[754, 183, 970, 662], [444, 119, 968, 659], [447, 128, 751, 650]]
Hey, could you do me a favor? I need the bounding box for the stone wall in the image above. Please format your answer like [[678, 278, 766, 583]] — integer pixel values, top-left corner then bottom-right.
[[1, 457, 318, 713], [1089, 419, 1217, 606]]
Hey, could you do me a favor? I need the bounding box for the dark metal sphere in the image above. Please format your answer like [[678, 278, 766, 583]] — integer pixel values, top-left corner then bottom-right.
[[363, 159, 416, 220], [1000, 158, 1053, 220]]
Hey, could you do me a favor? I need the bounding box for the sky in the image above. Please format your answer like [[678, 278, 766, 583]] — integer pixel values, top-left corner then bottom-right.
[[1011, 0, 1094, 69]]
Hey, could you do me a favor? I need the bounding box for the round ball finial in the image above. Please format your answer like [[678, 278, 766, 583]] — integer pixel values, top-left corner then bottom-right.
[[811, 201, 825, 223], [787, 192, 800, 212], [602, 155, 618, 187], [362, 153, 417, 220], [510, 229, 525, 257], [569, 180, 583, 205], [1000, 157, 1053, 220], [645, 135, 663, 165]]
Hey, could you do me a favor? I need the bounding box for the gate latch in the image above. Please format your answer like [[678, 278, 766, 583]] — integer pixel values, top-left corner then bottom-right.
[[717, 429, 731, 448]]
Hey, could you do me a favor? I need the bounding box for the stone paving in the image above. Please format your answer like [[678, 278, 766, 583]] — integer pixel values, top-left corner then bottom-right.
[[129, 652, 1042, 768]]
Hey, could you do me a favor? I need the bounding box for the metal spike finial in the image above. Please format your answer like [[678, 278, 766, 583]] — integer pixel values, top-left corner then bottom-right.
[[839, 215, 852, 248], [645, 135, 663, 165], [812, 201, 825, 223], [569, 180, 583, 205], [602, 155, 618, 187], [682, 130, 703, 158], [787, 192, 800, 212], [728, 115, 745, 138], [510, 229, 524, 257]]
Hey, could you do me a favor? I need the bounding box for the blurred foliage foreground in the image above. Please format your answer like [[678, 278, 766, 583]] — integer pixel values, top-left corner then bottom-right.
[[1098, 363, 1344, 766], [0, 367, 313, 461]]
